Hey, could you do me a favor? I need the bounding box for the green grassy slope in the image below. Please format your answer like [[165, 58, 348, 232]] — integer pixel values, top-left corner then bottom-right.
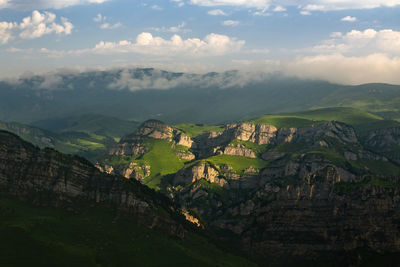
[[0, 197, 256, 267], [207, 155, 269, 175], [0, 114, 141, 162], [249, 107, 400, 132], [140, 139, 190, 189], [315, 83, 400, 122], [104, 138, 191, 190], [33, 114, 140, 140], [174, 123, 224, 137]]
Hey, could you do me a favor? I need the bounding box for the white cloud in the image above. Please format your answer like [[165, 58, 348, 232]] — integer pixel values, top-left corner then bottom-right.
[[93, 32, 245, 56], [283, 27, 400, 84], [222, 20, 239, 26], [208, 9, 227, 15], [151, 4, 163, 10], [0, 0, 8, 8], [0, 0, 108, 10], [188, 0, 400, 11], [38, 73, 63, 89], [341, 16, 357, 22], [273, 5, 286, 11], [299, 0, 400, 13], [108, 69, 260, 91], [312, 28, 400, 55], [93, 14, 103, 22], [0, 10, 73, 43], [300, 10, 311, 15], [171, 0, 185, 7], [100, 22, 122, 29], [150, 22, 190, 33], [19, 11, 73, 39], [253, 10, 271, 16], [0, 21, 16, 44], [189, 0, 269, 9], [93, 13, 122, 30]]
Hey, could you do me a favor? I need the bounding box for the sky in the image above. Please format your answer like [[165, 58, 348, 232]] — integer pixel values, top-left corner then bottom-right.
[[0, 0, 399, 84]]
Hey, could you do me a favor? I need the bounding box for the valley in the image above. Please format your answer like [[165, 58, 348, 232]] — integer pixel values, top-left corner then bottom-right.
[[2, 104, 400, 265]]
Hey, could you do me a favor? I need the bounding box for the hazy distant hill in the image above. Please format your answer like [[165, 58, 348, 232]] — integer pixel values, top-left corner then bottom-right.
[[0, 114, 140, 162], [1, 68, 399, 125]]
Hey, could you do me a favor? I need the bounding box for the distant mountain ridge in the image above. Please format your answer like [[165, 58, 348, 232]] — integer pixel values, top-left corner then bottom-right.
[[0, 114, 139, 161], [1, 68, 400, 124]]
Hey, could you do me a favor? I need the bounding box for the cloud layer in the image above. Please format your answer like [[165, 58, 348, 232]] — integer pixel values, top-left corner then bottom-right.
[[285, 54, 400, 85], [186, 0, 400, 11], [189, 0, 269, 9], [93, 32, 245, 56]]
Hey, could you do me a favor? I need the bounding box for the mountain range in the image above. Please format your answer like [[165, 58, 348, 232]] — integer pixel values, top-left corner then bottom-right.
[[1, 70, 400, 265], [1, 69, 400, 125]]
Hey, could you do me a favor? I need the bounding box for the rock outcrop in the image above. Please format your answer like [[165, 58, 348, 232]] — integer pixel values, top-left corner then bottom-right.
[[225, 123, 278, 145], [174, 162, 227, 187], [219, 144, 257, 158], [193, 121, 358, 158], [120, 120, 194, 148], [361, 126, 400, 164], [108, 140, 148, 156]]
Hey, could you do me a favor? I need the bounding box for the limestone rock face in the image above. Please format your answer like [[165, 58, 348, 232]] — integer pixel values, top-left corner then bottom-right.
[[220, 145, 256, 158], [120, 120, 193, 148], [175, 151, 196, 161], [174, 163, 227, 187], [174, 132, 193, 148], [193, 121, 357, 158], [275, 121, 359, 144], [133, 120, 174, 141], [108, 141, 148, 156], [225, 123, 278, 145]]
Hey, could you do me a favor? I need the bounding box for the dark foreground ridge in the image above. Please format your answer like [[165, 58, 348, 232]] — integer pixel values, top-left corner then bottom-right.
[[0, 130, 254, 266]]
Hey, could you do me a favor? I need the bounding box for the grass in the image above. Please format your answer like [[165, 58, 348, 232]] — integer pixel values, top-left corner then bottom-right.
[[206, 155, 269, 175], [137, 139, 189, 189], [102, 139, 192, 190], [359, 160, 400, 177], [0, 197, 256, 267], [174, 123, 224, 137], [290, 107, 382, 125], [248, 115, 317, 129], [33, 114, 139, 139], [273, 141, 310, 153], [248, 107, 400, 133], [308, 147, 348, 167], [195, 179, 226, 196], [334, 176, 400, 193], [76, 139, 105, 150]]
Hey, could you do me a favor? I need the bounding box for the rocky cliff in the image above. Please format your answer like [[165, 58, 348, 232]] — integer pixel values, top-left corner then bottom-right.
[[172, 121, 400, 264], [361, 126, 400, 164], [0, 130, 192, 238], [100, 118, 400, 265]]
